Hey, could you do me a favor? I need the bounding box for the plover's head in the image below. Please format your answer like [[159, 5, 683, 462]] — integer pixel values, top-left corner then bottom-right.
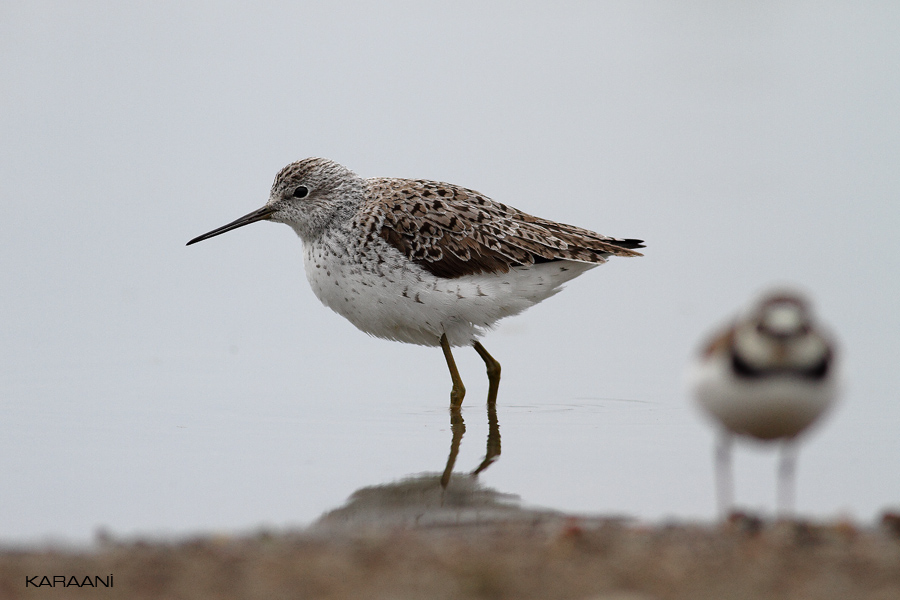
[[732, 290, 831, 377], [752, 293, 812, 339], [187, 158, 364, 246]]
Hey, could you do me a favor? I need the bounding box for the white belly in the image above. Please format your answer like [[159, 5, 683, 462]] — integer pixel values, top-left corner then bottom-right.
[[690, 356, 839, 441], [302, 236, 596, 347]]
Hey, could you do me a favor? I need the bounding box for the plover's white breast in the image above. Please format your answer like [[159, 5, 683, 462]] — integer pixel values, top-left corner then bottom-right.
[[690, 353, 839, 440]]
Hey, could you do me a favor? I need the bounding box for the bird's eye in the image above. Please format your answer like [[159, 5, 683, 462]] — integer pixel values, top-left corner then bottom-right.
[[292, 186, 309, 198]]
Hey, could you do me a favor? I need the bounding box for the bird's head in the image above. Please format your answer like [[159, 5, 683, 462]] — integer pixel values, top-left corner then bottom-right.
[[733, 290, 831, 373], [187, 157, 363, 246]]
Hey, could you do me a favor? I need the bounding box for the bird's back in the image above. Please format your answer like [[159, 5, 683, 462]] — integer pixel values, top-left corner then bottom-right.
[[360, 177, 643, 280]]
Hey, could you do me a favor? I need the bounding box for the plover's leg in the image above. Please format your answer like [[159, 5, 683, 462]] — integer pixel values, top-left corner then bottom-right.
[[777, 441, 799, 518], [440, 333, 466, 407], [715, 432, 734, 518], [440, 405, 466, 488], [471, 341, 502, 476]]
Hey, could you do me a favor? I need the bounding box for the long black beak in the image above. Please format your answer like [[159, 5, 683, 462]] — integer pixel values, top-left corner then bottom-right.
[[186, 206, 276, 246]]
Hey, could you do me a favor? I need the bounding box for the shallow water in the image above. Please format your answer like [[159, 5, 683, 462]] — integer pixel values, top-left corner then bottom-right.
[[0, 323, 885, 544]]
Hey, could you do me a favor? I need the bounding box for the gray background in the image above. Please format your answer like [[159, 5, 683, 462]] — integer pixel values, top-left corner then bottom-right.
[[1, 2, 898, 543]]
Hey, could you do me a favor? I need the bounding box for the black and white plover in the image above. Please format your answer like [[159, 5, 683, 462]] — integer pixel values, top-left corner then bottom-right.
[[690, 291, 840, 517]]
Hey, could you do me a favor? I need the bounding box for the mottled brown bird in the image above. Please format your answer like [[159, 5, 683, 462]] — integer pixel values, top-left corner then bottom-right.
[[188, 158, 644, 407]]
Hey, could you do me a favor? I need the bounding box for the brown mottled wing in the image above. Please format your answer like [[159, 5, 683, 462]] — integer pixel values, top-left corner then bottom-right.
[[364, 178, 644, 279], [701, 325, 736, 359]]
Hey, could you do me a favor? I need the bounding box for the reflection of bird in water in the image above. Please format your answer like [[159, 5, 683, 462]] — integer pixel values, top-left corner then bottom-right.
[[690, 291, 840, 517], [188, 158, 643, 481], [314, 474, 530, 530]]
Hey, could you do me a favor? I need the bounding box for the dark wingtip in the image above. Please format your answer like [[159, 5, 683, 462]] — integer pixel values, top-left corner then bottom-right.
[[613, 238, 646, 250]]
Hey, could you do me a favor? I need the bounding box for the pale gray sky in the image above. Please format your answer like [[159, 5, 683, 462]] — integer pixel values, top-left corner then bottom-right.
[[1, 2, 898, 543]]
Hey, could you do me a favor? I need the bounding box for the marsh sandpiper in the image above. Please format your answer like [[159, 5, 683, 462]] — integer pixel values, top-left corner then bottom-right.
[[188, 158, 644, 477]]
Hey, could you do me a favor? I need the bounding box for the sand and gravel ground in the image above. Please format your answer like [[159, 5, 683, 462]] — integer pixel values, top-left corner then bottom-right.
[[3, 476, 899, 600]]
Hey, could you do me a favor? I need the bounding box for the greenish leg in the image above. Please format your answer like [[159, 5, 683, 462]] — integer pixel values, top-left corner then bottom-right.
[[439, 333, 467, 488], [471, 341, 502, 476], [440, 333, 466, 407], [473, 341, 501, 407]]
